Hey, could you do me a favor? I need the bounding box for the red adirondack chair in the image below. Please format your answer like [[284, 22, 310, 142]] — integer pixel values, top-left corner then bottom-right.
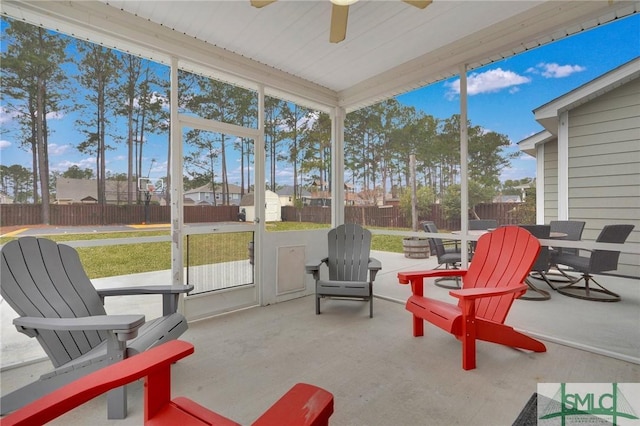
[[0, 340, 334, 426], [397, 226, 546, 370]]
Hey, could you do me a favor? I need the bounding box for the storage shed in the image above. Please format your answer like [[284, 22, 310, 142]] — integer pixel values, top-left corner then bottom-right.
[[239, 190, 282, 222]]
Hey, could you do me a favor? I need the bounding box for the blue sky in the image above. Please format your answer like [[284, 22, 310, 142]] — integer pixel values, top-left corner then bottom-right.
[[1, 13, 639, 186], [397, 13, 639, 181]]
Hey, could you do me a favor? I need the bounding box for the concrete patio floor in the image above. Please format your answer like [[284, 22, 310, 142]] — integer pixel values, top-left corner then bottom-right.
[[1, 250, 639, 425]]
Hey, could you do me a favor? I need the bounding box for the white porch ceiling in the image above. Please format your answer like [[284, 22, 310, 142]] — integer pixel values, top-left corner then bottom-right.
[[1, 1, 638, 112]]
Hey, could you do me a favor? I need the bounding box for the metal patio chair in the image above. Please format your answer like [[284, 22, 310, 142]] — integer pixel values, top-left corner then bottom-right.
[[554, 224, 634, 302]]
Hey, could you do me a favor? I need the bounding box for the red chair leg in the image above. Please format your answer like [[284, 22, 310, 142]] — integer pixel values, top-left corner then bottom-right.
[[413, 315, 424, 337], [460, 300, 477, 370]]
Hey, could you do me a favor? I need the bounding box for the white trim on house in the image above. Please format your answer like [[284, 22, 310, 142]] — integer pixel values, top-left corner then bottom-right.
[[518, 58, 640, 276], [534, 58, 640, 133], [557, 110, 570, 220], [536, 143, 545, 224]]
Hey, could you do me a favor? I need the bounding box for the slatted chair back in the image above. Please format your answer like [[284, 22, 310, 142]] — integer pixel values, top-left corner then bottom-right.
[[590, 224, 635, 273], [550, 220, 585, 256], [460, 226, 541, 324], [518, 225, 551, 273], [469, 219, 498, 231], [422, 221, 447, 259], [1, 237, 108, 368], [326, 223, 372, 282]]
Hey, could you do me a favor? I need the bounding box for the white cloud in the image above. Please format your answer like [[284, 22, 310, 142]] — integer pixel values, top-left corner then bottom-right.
[[48, 143, 71, 156], [134, 92, 169, 110], [528, 62, 586, 78], [0, 140, 11, 150], [445, 68, 531, 99], [46, 111, 65, 120], [51, 157, 96, 173], [0, 106, 18, 124]]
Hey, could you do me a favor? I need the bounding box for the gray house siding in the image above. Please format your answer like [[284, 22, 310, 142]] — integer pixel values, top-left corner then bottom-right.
[[567, 79, 640, 277]]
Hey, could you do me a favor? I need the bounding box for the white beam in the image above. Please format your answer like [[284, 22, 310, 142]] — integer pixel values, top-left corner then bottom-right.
[[459, 64, 469, 267], [170, 57, 184, 286], [536, 143, 545, 224], [331, 107, 346, 227], [558, 111, 569, 220]]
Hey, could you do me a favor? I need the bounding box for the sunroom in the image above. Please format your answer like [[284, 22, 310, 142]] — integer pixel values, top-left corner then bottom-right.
[[1, 1, 639, 424]]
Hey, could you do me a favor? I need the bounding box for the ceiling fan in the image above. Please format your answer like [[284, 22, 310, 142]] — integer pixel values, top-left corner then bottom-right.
[[251, 0, 432, 44]]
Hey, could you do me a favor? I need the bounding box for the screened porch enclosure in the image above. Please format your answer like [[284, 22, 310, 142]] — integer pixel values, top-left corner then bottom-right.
[[1, 0, 638, 378]]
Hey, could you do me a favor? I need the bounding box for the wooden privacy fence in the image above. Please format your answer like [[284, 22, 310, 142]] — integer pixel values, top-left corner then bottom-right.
[[0, 204, 239, 227], [1, 203, 523, 230], [282, 203, 524, 230]]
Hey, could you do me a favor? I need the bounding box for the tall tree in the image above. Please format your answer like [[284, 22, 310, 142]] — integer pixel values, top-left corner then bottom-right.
[[116, 54, 143, 204], [264, 97, 287, 191], [281, 103, 312, 202], [299, 112, 331, 194], [233, 88, 257, 197], [183, 76, 250, 204], [1, 19, 70, 221], [75, 41, 119, 205], [61, 165, 94, 179], [0, 164, 32, 203]]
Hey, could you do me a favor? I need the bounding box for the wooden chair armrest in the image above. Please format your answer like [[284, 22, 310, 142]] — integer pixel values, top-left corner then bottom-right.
[[252, 383, 334, 426], [368, 257, 382, 282], [368, 257, 382, 271], [449, 284, 528, 300], [0, 341, 194, 426], [398, 269, 467, 298], [398, 269, 466, 284], [97, 285, 194, 297], [305, 258, 328, 273], [97, 285, 193, 315], [14, 315, 145, 341]]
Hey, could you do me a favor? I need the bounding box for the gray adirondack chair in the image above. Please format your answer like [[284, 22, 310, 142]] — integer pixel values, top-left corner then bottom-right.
[[0, 237, 193, 419], [305, 224, 381, 317]]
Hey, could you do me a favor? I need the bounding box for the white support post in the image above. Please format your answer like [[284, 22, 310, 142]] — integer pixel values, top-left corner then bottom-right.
[[536, 143, 545, 224], [169, 57, 184, 286], [558, 110, 569, 220], [255, 85, 266, 305], [331, 106, 346, 227], [459, 64, 469, 267]]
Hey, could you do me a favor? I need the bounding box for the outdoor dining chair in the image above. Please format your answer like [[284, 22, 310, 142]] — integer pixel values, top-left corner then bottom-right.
[[547, 220, 586, 282], [518, 224, 553, 300], [554, 224, 634, 302], [422, 221, 463, 289]]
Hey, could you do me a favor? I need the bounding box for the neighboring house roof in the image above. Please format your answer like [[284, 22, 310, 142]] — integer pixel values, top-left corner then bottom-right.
[[493, 195, 521, 203], [534, 57, 640, 133], [185, 183, 243, 195], [276, 185, 311, 197], [239, 190, 279, 207], [56, 178, 138, 203]]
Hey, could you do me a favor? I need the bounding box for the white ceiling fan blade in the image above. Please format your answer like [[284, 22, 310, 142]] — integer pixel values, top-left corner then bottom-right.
[[251, 0, 277, 8], [402, 0, 432, 9], [330, 4, 349, 43]]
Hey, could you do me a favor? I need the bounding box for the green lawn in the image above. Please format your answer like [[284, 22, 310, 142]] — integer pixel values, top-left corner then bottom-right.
[[1, 223, 408, 278]]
